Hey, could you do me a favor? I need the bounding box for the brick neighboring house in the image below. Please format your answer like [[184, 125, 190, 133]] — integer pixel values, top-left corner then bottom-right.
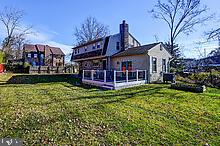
[[23, 44, 65, 67]]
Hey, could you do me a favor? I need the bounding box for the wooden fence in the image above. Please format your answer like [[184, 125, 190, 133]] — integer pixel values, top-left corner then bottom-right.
[[29, 66, 74, 74]]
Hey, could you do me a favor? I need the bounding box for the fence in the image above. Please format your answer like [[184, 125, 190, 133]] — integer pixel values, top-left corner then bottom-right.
[[29, 66, 74, 74]]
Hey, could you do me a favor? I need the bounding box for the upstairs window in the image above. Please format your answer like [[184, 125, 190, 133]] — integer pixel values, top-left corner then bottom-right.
[[116, 42, 120, 50], [92, 44, 96, 49], [152, 57, 157, 73], [27, 53, 31, 58], [78, 49, 79, 53], [97, 42, 101, 49], [75, 49, 77, 54], [85, 46, 87, 52], [34, 54, 38, 58]]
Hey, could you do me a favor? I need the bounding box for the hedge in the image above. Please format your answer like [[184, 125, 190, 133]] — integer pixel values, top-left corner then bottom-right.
[[171, 83, 206, 93], [0, 51, 5, 64]]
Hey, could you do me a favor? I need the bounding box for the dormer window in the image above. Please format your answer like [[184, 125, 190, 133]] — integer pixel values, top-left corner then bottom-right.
[[93, 44, 96, 49], [97, 42, 101, 49]]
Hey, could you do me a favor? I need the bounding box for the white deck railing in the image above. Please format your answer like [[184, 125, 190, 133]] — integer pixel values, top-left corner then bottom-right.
[[82, 70, 147, 85]]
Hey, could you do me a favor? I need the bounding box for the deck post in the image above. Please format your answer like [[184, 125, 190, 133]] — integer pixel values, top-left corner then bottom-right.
[[114, 70, 116, 85], [104, 70, 106, 82], [91, 70, 94, 81], [126, 70, 128, 83], [136, 70, 139, 81], [82, 70, 85, 79]]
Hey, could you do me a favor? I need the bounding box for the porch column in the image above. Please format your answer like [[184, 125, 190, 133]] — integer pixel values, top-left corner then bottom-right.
[[91, 70, 94, 81], [145, 70, 147, 81], [136, 70, 139, 81], [114, 70, 116, 85], [104, 70, 106, 83], [82, 70, 85, 79], [126, 70, 128, 83]]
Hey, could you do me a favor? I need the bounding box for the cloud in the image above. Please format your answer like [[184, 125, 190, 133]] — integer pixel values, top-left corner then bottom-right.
[[0, 23, 72, 55]]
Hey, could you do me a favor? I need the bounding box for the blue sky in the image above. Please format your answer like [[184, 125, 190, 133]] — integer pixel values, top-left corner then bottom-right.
[[0, 0, 219, 59]]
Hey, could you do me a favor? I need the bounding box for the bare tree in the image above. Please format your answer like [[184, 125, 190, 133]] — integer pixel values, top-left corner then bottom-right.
[[0, 7, 32, 60], [150, 0, 212, 55], [206, 28, 220, 56], [74, 17, 109, 45]]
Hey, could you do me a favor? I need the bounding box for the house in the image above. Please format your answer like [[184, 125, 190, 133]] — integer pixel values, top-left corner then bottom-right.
[[23, 44, 65, 67], [197, 55, 220, 68], [180, 58, 197, 72], [71, 21, 172, 89], [181, 55, 220, 73]]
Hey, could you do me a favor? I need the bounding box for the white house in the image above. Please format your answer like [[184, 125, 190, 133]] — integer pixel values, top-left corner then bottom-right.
[[71, 20, 172, 89]]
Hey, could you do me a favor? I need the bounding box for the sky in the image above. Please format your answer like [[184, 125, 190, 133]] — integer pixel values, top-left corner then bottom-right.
[[0, 0, 219, 59]]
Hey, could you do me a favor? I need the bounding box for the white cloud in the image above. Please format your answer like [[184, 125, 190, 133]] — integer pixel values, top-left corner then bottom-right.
[[0, 23, 73, 55]]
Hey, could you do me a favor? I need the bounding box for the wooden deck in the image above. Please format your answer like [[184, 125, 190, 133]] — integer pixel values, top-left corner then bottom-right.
[[82, 70, 148, 90]]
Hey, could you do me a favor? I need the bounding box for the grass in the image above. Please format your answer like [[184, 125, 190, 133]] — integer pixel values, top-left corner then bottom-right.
[[0, 73, 219, 145]]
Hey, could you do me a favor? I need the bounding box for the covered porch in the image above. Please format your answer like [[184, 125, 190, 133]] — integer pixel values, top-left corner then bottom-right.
[[82, 70, 148, 90]]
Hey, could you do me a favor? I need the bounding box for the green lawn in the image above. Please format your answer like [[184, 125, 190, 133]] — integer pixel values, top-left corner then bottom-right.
[[0, 74, 219, 145]]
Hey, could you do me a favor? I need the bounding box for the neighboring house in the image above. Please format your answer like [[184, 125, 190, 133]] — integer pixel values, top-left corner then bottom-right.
[[23, 44, 65, 67], [71, 21, 172, 89], [180, 58, 197, 72], [181, 55, 220, 72], [197, 55, 220, 68]]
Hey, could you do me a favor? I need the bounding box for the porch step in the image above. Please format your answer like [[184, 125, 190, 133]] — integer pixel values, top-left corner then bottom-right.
[[101, 85, 114, 90]]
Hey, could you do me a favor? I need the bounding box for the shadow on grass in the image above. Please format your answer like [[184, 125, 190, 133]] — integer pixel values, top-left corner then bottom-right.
[[0, 74, 106, 91], [0, 74, 82, 86], [28, 86, 164, 108]]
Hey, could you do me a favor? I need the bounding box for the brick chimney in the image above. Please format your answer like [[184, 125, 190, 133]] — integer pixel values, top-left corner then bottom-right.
[[120, 20, 129, 51]]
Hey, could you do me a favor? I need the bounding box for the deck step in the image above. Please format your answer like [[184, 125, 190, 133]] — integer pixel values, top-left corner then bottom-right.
[[101, 85, 114, 90]]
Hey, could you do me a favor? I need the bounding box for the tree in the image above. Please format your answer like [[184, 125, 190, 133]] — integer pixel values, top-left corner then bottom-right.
[[150, 0, 212, 56], [164, 42, 183, 70], [206, 28, 220, 56], [0, 7, 31, 60], [74, 17, 109, 45]]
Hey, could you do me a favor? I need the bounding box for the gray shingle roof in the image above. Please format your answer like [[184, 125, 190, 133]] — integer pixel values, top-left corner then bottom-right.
[[112, 43, 160, 57]]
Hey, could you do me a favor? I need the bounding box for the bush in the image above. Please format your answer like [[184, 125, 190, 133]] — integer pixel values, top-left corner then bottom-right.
[[171, 83, 206, 93], [188, 71, 220, 88], [5, 63, 30, 73], [0, 51, 6, 64]]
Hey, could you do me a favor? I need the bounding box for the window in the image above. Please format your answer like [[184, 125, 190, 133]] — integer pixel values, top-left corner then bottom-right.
[[121, 61, 132, 71], [93, 60, 99, 67], [97, 42, 101, 49], [34, 54, 38, 58], [27, 53, 31, 58], [85, 46, 87, 52], [92, 44, 96, 49], [162, 59, 166, 72], [78, 49, 79, 53], [152, 57, 157, 73], [116, 42, 120, 50], [75, 49, 77, 54]]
